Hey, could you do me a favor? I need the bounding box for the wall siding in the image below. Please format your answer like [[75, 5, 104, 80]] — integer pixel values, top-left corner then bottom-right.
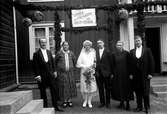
[[0, 0, 16, 89]]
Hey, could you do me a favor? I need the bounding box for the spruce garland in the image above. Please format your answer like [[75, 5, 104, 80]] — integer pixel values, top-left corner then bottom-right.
[[61, 26, 109, 33], [14, 0, 167, 34], [136, 1, 145, 40], [13, 1, 167, 11], [54, 11, 62, 53], [14, 0, 167, 49]]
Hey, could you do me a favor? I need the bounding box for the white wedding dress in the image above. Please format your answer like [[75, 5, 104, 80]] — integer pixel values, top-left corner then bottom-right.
[[76, 48, 97, 94]]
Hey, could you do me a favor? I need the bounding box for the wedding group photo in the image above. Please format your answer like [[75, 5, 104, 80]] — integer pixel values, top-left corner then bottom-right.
[[0, 0, 167, 114]]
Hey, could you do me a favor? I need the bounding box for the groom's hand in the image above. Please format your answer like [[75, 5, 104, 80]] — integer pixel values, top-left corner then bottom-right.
[[148, 74, 152, 80], [111, 74, 114, 79], [54, 72, 57, 78], [129, 75, 133, 80], [35, 75, 41, 82]]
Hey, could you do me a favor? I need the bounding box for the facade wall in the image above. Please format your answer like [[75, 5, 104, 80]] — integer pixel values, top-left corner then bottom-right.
[[16, 0, 119, 82], [0, 0, 16, 89], [64, 1, 118, 57]]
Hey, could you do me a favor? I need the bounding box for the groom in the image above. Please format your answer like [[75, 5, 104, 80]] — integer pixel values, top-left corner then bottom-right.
[[95, 39, 112, 108]]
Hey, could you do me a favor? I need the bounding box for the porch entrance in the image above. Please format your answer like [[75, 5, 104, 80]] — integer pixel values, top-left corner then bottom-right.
[[145, 27, 161, 73]]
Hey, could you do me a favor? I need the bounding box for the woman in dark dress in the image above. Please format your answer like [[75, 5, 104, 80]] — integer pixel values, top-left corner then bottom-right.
[[55, 41, 77, 108], [111, 41, 133, 110]]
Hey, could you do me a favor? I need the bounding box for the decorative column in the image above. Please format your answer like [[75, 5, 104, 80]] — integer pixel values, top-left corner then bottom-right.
[[127, 17, 134, 50], [119, 0, 134, 51]]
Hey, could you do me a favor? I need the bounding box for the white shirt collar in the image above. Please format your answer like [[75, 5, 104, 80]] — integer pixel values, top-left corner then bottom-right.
[[136, 45, 142, 58], [137, 45, 142, 50], [62, 49, 70, 54], [40, 48, 48, 62], [99, 48, 104, 59], [40, 48, 46, 52], [99, 47, 104, 51]]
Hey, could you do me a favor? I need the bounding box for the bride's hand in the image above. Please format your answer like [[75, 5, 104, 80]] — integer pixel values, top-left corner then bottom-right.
[[92, 63, 96, 68], [83, 67, 89, 72]]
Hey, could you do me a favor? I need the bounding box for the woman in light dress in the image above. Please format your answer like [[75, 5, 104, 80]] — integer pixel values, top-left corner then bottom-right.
[[76, 40, 97, 108]]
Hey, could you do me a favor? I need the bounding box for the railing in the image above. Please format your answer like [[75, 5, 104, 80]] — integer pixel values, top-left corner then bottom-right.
[[143, 0, 167, 13], [119, 0, 167, 13]]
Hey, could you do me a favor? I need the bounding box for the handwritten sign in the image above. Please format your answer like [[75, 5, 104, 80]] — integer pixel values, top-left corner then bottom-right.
[[71, 8, 97, 27]]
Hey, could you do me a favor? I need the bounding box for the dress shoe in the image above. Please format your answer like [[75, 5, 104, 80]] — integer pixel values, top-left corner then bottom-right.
[[68, 101, 73, 107], [125, 105, 130, 110], [98, 104, 105, 108], [117, 103, 125, 109], [134, 108, 142, 112], [82, 101, 87, 108], [88, 103, 93, 108], [106, 104, 111, 108], [54, 107, 64, 112], [125, 102, 130, 110], [143, 108, 151, 113], [62, 102, 68, 108]]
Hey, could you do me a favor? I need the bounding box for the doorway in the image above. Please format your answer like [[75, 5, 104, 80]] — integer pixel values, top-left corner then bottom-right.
[[145, 27, 161, 73]]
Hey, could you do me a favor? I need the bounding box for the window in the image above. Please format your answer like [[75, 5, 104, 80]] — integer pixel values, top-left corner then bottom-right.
[[29, 22, 65, 60], [27, 0, 64, 2]]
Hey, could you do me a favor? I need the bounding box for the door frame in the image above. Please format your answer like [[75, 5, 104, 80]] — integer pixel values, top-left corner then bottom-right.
[[145, 24, 162, 72]]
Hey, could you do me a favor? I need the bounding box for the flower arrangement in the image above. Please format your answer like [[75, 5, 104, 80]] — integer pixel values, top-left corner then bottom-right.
[[119, 8, 128, 21], [22, 18, 32, 27], [83, 64, 96, 89]]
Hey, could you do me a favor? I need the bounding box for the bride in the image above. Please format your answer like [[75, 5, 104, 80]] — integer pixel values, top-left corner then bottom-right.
[[76, 40, 97, 108]]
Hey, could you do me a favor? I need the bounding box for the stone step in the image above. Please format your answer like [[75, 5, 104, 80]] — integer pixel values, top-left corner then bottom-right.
[[38, 108, 55, 114], [16, 99, 43, 114], [151, 77, 167, 85], [0, 90, 33, 114], [156, 91, 167, 98], [152, 84, 167, 92], [151, 81, 167, 85]]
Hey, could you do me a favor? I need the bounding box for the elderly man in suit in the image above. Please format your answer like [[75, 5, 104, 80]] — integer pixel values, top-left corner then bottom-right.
[[130, 35, 155, 113], [95, 39, 112, 108], [33, 38, 63, 112]]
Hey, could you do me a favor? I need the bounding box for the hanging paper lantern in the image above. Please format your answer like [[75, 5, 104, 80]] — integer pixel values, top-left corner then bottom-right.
[[33, 11, 44, 22], [22, 18, 32, 27], [119, 8, 129, 21]]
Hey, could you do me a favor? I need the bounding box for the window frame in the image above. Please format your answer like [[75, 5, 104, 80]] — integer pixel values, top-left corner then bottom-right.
[[29, 22, 65, 60]]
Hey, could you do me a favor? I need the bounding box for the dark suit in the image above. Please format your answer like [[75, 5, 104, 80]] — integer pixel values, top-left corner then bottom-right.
[[95, 49, 112, 106], [130, 46, 155, 110], [33, 49, 59, 109]]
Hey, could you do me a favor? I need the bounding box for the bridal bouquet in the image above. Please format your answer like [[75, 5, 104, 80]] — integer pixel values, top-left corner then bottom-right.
[[83, 64, 96, 89]]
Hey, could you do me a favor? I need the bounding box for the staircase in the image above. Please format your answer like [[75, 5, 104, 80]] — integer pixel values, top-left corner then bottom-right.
[[0, 90, 55, 114], [151, 77, 167, 101]]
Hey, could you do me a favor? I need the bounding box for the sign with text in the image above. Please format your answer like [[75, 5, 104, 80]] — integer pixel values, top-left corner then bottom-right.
[[71, 8, 97, 27]]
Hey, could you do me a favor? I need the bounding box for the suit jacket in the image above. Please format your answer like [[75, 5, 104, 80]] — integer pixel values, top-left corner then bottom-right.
[[95, 48, 112, 77], [33, 49, 56, 86], [130, 46, 155, 95]]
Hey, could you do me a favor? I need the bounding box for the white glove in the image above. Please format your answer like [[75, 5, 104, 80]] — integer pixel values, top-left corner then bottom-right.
[[54, 72, 57, 78], [129, 75, 133, 80], [35, 75, 41, 82], [148, 74, 152, 80]]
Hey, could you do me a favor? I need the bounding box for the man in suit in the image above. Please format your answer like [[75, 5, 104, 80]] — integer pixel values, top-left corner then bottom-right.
[[95, 39, 112, 108], [33, 38, 63, 112], [130, 35, 155, 113]]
